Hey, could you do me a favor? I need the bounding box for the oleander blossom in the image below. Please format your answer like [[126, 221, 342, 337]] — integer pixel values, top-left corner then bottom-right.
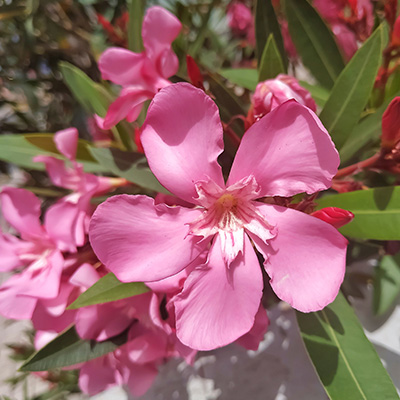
[[252, 74, 317, 119], [89, 83, 348, 351], [98, 6, 181, 129]]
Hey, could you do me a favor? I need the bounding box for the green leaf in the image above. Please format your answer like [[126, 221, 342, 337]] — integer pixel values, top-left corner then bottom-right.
[[297, 292, 399, 400], [0, 135, 106, 173], [20, 326, 128, 372], [59, 62, 133, 151], [207, 73, 247, 125], [299, 81, 330, 108], [316, 186, 400, 240], [373, 253, 400, 316], [68, 273, 149, 309], [219, 68, 258, 91], [339, 91, 400, 164], [285, 0, 345, 89], [319, 25, 386, 149], [128, 0, 144, 52], [89, 147, 169, 193], [59, 61, 113, 117], [24, 133, 96, 163], [254, 0, 287, 69], [258, 34, 285, 81]]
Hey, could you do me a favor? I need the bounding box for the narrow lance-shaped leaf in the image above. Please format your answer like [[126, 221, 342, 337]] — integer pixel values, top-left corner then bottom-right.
[[219, 68, 258, 91], [373, 253, 400, 316], [20, 326, 129, 372], [258, 34, 285, 81], [24, 133, 96, 163], [68, 273, 149, 309], [339, 91, 400, 164], [89, 147, 169, 194], [0, 135, 107, 174], [297, 292, 399, 400], [255, 0, 287, 69], [316, 186, 400, 240], [128, 0, 144, 52], [59, 61, 133, 151], [319, 25, 386, 149], [285, 0, 345, 89]]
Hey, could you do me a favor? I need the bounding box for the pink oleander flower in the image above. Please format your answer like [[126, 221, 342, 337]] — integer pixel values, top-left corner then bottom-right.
[[252, 74, 317, 119], [34, 128, 119, 249], [227, 2, 255, 44], [98, 6, 181, 129], [74, 289, 195, 396], [0, 187, 79, 320], [89, 83, 347, 351]]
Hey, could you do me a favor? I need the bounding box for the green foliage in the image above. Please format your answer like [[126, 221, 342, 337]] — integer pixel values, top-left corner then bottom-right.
[[319, 25, 386, 149], [20, 326, 128, 372], [339, 92, 400, 164], [258, 34, 285, 81], [285, 0, 345, 89], [254, 0, 287, 69], [373, 253, 400, 316], [68, 273, 149, 309], [59, 62, 133, 151], [317, 186, 400, 240], [0, 134, 105, 173], [219, 68, 258, 90], [297, 292, 399, 400], [89, 147, 169, 193], [128, 0, 144, 52]]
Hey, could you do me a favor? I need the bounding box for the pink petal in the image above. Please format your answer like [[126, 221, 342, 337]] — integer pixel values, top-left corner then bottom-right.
[[174, 235, 263, 350], [99, 48, 147, 86], [236, 304, 269, 351], [102, 87, 153, 129], [142, 6, 181, 78], [0, 232, 25, 271], [252, 204, 347, 312], [126, 324, 168, 364], [15, 250, 64, 299], [75, 301, 131, 342], [0, 187, 45, 241], [141, 83, 225, 204], [0, 280, 38, 320], [119, 360, 158, 397], [79, 355, 120, 396], [228, 100, 340, 197], [33, 155, 76, 190], [69, 262, 100, 288], [89, 194, 207, 282], [54, 128, 78, 161]]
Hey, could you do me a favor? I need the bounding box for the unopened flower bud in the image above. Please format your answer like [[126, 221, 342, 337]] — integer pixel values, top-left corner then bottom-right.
[[381, 97, 400, 150], [392, 15, 400, 47], [252, 74, 317, 119], [311, 207, 354, 229], [186, 55, 204, 90]]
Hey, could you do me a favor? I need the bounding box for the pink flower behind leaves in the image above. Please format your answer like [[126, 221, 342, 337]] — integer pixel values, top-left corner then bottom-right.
[[89, 83, 348, 351], [252, 74, 317, 119], [34, 128, 118, 249], [0, 187, 72, 320], [98, 6, 181, 129], [227, 2, 255, 44]]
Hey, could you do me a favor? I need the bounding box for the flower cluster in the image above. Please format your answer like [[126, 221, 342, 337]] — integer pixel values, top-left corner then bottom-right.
[[1, 3, 372, 398]]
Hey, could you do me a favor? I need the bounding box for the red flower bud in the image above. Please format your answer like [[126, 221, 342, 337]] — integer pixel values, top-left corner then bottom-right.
[[311, 207, 354, 229], [186, 55, 204, 90], [134, 126, 144, 153], [392, 15, 400, 47], [381, 96, 400, 150]]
